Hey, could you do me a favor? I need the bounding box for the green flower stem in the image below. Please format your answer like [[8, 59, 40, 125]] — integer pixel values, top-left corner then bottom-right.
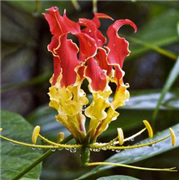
[[34, 0, 41, 15], [71, 0, 81, 11], [81, 147, 90, 167], [11, 134, 73, 180], [93, 0, 98, 13]]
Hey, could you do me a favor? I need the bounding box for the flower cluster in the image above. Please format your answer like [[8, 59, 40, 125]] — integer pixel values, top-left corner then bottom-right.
[[44, 7, 137, 143]]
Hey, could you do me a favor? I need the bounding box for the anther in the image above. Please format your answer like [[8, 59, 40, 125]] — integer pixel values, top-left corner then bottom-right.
[[117, 128, 124, 145], [0, 128, 3, 132], [57, 132, 64, 143], [143, 120, 153, 138], [169, 128, 176, 146], [32, 126, 41, 144]]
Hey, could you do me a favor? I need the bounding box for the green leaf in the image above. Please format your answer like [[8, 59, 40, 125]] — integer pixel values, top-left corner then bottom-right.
[[128, 0, 179, 8], [78, 124, 179, 179], [125, 89, 179, 110], [1, 73, 50, 93], [1, 110, 43, 180], [128, 10, 179, 60], [6, 0, 73, 15], [1, 2, 37, 45], [125, 35, 177, 60], [27, 105, 70, 140], [97, 175, 140, 180], [152, 56, 179, 122]]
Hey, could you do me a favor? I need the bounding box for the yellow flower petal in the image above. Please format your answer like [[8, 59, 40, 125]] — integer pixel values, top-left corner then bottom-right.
[[85, 85, 112, 139], [93, 81, 129, 139]]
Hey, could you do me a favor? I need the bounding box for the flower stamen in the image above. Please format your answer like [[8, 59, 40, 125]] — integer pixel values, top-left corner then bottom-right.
[[95, 127, 147, 148], [90, 135, 170, 150], [106, 136, 170, 150], [169, 128, 176, 146], [143, 120, 153, 138], [57, 132, 65, 143], [0, 133, 82, 150], [124, 128, 146, 142], [117, 128, 124, 145], [32, 126, 41, 144]]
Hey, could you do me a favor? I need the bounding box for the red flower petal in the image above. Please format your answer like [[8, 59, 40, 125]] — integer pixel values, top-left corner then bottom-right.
[[47, 36, 61, 85], [77, 33, 97, 61], [85, 58, 107, 91], [52, 56, 61, 85], [95, 48, 112, 76], [92, 13, 114, 28], [63, 10, 80, 34], [55, 34, 80, 87], [43, 7, 66, 36], [77, 65, 85, 81], [107, 19, 137, 80], [79, 18, 106, 47], [43, 7, 80, 36], [48, 35, 59, 53]]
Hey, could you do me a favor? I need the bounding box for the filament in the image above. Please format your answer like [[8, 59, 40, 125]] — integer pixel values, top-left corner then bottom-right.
[[93, 128, 147, 147], [86, 162, 177, 172], [0, 134, 82, 149], [90, 135, 170, 149], [107, 136, 170, 150], [124, 128, 146, 142]]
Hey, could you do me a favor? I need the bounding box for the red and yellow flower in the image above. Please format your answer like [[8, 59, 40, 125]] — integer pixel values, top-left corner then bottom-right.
[[44, 7, 137, 144], [0, 7, 177, 173]]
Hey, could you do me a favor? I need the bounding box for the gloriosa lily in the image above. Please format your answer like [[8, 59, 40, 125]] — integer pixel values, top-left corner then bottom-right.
[[45, 6, 136, 144], [0, 7, 177, 172]]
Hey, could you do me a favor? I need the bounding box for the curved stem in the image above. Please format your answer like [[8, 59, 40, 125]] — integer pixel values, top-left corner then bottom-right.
[[91, 128, 147, 148], [107, 136, 170, 150], [38, 134, 82, 148], [123, 128, 146, 142], [11, 135, 73, 180], [86, 162, 177, 172], [90, 135, 170, 149], [0, 134, 81, 149]]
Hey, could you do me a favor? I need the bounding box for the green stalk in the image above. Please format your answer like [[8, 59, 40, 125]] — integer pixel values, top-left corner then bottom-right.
[[71, 0, 81, 11], [11, 135, 73, 180], [81, 147, 90, 167], [34, 0, 41, 16]]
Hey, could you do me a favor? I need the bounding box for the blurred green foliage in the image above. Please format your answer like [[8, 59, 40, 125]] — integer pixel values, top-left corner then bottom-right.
[[1, 1, 179, 180]]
